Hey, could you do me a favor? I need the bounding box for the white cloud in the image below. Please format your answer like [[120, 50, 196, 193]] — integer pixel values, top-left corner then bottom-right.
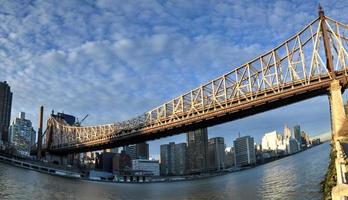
[[0, 0, 345, 156]]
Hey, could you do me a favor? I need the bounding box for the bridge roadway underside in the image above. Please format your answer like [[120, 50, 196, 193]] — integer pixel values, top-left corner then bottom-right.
[[47, 74, 348, 155]]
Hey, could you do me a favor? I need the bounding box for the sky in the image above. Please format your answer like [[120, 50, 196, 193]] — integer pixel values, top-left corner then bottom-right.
[[0, 0, 348, 159]]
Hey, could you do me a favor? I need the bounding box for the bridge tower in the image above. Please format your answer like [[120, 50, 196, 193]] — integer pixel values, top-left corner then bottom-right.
[[319, 6, 347, 140]]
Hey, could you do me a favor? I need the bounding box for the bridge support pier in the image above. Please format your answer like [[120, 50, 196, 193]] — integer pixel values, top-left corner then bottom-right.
[[328, 80, 347, 141]]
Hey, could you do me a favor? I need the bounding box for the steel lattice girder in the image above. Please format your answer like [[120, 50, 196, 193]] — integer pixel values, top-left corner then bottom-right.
[[44, 16, 348, 153]]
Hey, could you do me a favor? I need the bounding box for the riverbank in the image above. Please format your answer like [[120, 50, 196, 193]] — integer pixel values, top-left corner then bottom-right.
[[76, 143, 328, 184], [0, 154, 81, 179], [0, 152, 271, 184], [325, 139, 348, 200], [321, 142, 336, 200], [0, 142, 329, 200], [0, 153, 234, 183], [0, 143, 327, 184], [0, 152, 285, 184]]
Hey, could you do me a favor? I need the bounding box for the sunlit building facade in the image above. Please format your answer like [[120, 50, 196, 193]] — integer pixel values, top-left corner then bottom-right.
[[283, 125, 292, 140], [9, 112, 36, 156], [261, 131, 286, 153], [234, 136, 256, 166]]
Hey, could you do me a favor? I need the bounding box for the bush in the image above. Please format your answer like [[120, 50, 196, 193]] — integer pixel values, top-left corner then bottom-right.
[[321, 144, 337, 200]]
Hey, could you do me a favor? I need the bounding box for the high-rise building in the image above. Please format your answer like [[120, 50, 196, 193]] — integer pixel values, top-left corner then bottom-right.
[[208, 137, 225, 171], [234, 136, 256, 167], [287, 138, 300, 154], [95, 152, 117, 173], [301, 131, 308, 149], [160, 142, 176, 176], [187, 128, 208, 173], [9, 112, 36, 156], [0, 81, 12, 144], [306, 133, 310, 145], [95, 151, 132, 174], [283, 125, 293, 155], [174, 143, 187, 175], [124, 142, 149, 160], [225, 147, 235, 168], [136, 142, 149, 159], [119, 150, 132, 172], [284, 125, 291, 140], [124, 145, 136, 159], [261, 131, 286, 153], [160, 142, 187, 176], [294, 125, 301, 149]]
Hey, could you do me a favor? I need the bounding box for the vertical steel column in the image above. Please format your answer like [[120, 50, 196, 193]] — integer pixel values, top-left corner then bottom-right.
[[37, 106, 44, 160], [319, 5, 336, 79]]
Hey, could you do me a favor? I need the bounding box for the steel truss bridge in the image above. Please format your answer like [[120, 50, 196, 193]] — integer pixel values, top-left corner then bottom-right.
[[43, 10, 348, 154]]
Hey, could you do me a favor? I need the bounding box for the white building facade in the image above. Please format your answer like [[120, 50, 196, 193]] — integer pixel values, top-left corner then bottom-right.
[[234, 136, 256, 166], [262, 131, 287, 153], [286, 138, 300, 154], [9, 112, 36, 156], [132, 159, 160, 176]]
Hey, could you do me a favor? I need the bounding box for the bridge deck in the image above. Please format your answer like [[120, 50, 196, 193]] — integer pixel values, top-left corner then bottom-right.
[[37, 15, 348, 154]]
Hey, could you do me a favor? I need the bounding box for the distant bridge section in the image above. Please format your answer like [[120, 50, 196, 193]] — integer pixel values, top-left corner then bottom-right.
[[43, 14, 348, 154]]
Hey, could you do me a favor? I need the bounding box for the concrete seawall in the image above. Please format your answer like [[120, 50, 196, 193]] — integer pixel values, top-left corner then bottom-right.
[[331, 140, 348, 199], [0, 154, 81, 178]]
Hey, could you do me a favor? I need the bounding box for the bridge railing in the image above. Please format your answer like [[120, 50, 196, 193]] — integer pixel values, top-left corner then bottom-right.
[[144, 16, 348, 127], [332, 140, 348, 199], [46, 15, 348, 150], [47, 114, 150, 149]]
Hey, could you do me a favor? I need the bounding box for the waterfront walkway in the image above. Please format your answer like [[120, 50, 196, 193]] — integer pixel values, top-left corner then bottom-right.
[[0, 154, 81, 178], [332, 140, 348, 199]]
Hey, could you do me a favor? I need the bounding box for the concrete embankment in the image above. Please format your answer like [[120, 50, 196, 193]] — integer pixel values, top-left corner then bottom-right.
[[0, 154, 81, 178], [321, 143, 336, 199], [327, 140, 348, 199]]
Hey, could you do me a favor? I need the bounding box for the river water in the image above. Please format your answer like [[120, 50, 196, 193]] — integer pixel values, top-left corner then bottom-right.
[[0, 142, 330, 200]]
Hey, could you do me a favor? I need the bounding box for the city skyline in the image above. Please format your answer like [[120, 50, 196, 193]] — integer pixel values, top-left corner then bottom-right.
[[0, 1, 346, 199], [0, 1, 345, 158], [150, 118, 318, 159], [1, 98, 332, 159]]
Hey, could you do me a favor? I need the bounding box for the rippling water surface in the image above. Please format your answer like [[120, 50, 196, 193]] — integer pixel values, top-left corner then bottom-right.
[[0, 142, 330, 200]]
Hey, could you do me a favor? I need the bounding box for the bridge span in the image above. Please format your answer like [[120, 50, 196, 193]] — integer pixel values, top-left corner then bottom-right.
[[39, 10, 348, 155]]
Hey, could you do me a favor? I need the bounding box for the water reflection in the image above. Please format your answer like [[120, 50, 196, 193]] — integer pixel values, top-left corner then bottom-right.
[[0, 143, 329, 200]]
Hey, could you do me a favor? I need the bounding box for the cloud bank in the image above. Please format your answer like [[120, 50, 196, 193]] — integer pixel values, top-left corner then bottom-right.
[[0, 0, 345, 157]]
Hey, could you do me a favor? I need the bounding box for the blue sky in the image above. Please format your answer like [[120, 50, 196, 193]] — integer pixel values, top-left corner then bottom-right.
[[0, 0, 347, 159]]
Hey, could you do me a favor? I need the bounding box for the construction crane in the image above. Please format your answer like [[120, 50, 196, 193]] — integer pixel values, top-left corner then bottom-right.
[[75, 114, 89, 126]]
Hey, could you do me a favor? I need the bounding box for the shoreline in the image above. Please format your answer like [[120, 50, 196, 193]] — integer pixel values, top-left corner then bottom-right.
[[0, 142, 327, 184]]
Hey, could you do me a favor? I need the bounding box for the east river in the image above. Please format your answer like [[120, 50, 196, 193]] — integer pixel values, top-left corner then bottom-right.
[[0, 142, 330, 200]]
